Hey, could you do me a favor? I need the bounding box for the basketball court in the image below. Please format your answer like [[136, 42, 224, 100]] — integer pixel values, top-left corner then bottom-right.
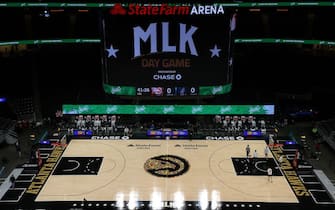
[[35, 139, 298, 203]]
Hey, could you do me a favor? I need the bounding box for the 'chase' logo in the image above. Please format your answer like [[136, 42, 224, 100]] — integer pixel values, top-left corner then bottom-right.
[[144, 155, 189, 177]]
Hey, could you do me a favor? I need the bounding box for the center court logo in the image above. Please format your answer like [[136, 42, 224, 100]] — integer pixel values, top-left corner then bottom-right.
[[144, 155, 189, 177]]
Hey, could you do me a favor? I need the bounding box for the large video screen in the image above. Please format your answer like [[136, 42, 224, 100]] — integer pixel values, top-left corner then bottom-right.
[[101, 4, 235, 96]]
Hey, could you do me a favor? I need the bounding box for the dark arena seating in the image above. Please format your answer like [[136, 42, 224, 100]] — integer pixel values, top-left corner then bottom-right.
[[1, 1, 335, 210]]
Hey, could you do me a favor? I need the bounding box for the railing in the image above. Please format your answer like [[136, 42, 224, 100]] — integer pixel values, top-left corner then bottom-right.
[[317, 121, 335, 151], [313, 169, 335, 203], [0, 167, 5, 177]]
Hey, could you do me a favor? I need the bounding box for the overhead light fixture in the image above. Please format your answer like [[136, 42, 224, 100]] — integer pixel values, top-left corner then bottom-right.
[[277, 8, 289, 12], [151, 191, 162, 210], [127, 191, 138, 210], [116, 192, 124, 209], [249, 8, 261, 12], [0, 97, 6, 103], [50, 9, 64, 13], [39, 9, 50, 18], [199, 190, 208, 210], [173, 191, 184, 210], [211, 190, 220, 210]]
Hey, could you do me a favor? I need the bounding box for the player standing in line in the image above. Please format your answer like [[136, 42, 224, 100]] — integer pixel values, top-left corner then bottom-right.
[[269, 134, 275, 149], [278, 155, 284, 166], [246, 144, 251, 158], [253, 149, 258, 158], [267, 167, 273, 182], [264, 146, 270, 158]]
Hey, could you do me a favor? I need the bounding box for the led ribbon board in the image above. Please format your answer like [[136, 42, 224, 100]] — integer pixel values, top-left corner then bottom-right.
[[62, 105, 275, 115]]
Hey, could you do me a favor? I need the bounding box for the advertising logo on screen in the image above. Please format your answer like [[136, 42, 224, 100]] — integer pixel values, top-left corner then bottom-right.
[[151, 87, 164, 96], [110, 4, 190, 15], [109, 4, 225, 16]]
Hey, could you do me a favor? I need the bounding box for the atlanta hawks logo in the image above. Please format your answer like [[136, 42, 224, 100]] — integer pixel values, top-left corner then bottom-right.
[[144, 155, 189, 177]]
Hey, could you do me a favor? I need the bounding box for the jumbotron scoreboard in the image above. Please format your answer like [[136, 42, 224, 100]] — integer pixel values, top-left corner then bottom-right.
[[101, 4, 235, 96]]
